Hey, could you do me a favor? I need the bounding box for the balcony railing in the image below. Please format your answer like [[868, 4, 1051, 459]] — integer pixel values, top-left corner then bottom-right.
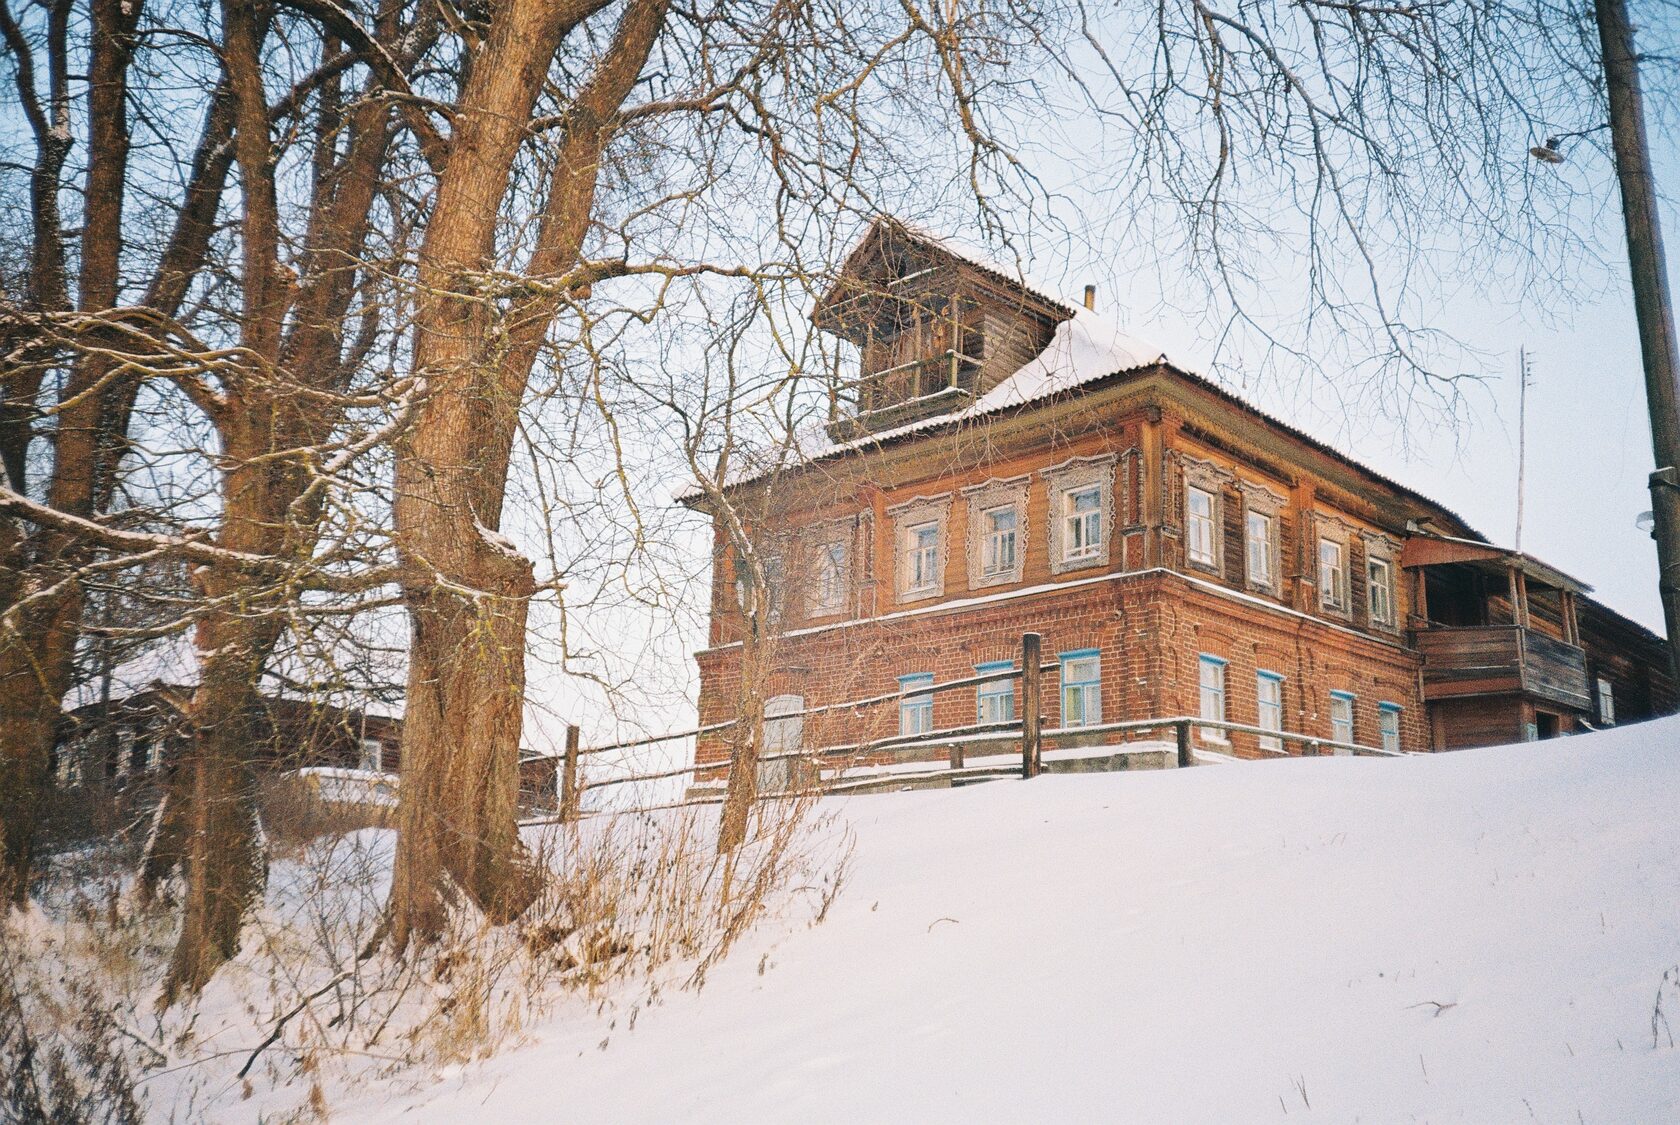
[[1415, 624, 1591, 711], [826, 350, 982, 439]]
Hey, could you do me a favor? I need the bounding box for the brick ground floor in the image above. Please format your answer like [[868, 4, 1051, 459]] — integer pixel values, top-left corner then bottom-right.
[[694, 567, 1432, 771]]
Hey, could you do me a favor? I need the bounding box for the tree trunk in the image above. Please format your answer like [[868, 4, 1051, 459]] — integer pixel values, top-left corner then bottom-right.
[[385, 545, 539, 950], [0, 579, 79, 904], [157, 674, 265, 1005], [716, 628, 766, 855]]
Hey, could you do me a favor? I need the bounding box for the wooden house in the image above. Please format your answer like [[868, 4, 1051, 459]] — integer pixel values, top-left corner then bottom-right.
[[686, 219, 1675, 776]]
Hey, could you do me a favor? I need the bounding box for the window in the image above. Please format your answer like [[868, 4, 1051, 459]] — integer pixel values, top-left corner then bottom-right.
[[899, 673, 934, 736], [813, 540, 848, 616], [1329, 691, 1356, 747], [734, 551, 785, 620], [1246, 510, 1274, 588], [1368, 558, 1395, 627], [115, 728, 135, 778], [976, 661, 1016, 724], [1319, 538, 1347, 612], [1060, 651, 1102, 728], [1597, 677, 1616, 726], [905, 522, 940, 594], [1197, 655, 1227, 742], [981, 506, 1018, 577], [1063, 485, 1103, 562], [964, 478, 1028, 588], [1042, 456, 1115, 574], [1378, 703, 1402, 753], [1257, 671, 1285, 752], [359, 738, 384, 772], [1186, 486, 1217, 567], [759, 694, 804, 793]]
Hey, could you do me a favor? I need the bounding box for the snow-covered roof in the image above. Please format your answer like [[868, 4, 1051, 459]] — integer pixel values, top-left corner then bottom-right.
[[674, 308, 1167, 503], [829, 308, 1166, 453]]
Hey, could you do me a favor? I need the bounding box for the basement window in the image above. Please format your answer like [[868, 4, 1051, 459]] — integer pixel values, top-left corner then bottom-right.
[[1060, 651, 1102, 728], [899, 673, 934, 737], [1330, 690, 1356, 748], [1197, 654, 1227, 743], [1378, 702, 1403, 754], [976, 661, 1016, 725], [1257, 671, 1285, 752]]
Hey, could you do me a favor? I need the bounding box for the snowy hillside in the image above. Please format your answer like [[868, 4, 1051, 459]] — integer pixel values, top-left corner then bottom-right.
[[346, 721, 1680, 1123]]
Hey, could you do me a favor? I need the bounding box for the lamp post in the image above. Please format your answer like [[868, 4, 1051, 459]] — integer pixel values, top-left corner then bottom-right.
[[1593, 0, 1680, 677]]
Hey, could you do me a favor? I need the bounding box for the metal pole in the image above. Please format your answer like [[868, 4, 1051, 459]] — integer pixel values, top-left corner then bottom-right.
[[1595, 0, 1680, 680]]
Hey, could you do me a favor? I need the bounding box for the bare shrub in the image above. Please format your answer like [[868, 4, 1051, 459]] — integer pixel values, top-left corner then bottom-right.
[[6, 789, 849, 1118]]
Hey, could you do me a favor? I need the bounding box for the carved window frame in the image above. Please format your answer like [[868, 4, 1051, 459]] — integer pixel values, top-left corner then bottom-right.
[[1314, 514, 1357, 619], [1178, 454, 1233, 576], [1042, 454, 1117, 576], [806, 517, 855, 619], [887, 493, 952, 603], [1238, 481, 1287, 595], [1361, 531, 1402, 632], [962, 475, 1030, 590]]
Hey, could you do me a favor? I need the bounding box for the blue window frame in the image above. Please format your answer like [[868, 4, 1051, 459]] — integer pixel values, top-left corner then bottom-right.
[[1256, 670, 1285, 752], [1060, 649, 1102, 728], [976, 661, 1015, 724], [899, 673, 934, 736], [1378, 702, 1402, 753], [1197, 653, 1227, 741], [1329, 690, 1357, 747]]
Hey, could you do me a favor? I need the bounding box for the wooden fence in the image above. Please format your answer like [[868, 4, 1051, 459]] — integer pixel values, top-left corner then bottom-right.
[[528, 632, 1403, 823]]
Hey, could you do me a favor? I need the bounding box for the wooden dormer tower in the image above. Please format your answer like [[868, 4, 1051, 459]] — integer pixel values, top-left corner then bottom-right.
[[815, 218, 1075, 440]]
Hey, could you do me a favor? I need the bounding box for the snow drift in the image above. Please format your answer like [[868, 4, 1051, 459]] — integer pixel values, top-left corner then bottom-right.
[[340, 717, 1680, 1123]]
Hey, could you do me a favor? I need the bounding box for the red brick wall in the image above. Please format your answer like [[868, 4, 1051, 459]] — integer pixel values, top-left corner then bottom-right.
[[695, 570, 1428, 770]]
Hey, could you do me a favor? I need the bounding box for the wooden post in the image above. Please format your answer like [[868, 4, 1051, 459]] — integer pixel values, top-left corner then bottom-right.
[[1175, 719, 1192, 768], [1021, 633, 1042, 779], [560, 723, 580, 823]]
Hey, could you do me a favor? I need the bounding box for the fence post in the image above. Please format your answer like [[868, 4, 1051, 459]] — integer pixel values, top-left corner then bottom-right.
[[1175, 719, 1192, 768], [1021, 632, 1042, 779], [560, 723, 580, 823]]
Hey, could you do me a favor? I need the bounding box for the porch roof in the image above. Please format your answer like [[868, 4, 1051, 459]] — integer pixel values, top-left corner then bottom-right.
[[1399, 534, 1591, 595]]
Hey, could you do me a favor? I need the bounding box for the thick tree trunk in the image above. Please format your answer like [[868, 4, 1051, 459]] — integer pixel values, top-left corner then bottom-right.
[[0, 578, 79, 904], [386, 550, 539, 950], [158, 671, 266, 1005]]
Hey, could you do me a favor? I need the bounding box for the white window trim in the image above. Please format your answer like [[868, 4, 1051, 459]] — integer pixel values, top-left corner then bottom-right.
[[359, 737, 385, 773], [1318, 536, 1350, 615], [1237, 480, 1287, 595], [1361, 531, 1402, 631], [1185, 484, 1219, 571], [1596, 677, 1616, 726], [962, 476, 1030, 589], [1041, 454, 1117, 575], [1367, 557, 1396, 629], [887, 494, 951, 603]]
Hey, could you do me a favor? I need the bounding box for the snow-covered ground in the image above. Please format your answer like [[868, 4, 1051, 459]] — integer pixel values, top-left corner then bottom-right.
[[336, 717, 1680, 1123]]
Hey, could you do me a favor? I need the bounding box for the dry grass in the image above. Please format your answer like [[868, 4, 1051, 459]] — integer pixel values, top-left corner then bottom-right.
[[5, 790, 850, 1121]]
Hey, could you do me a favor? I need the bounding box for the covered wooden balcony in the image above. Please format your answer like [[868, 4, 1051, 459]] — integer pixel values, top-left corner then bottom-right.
[[1403, 536, 1592, 714]]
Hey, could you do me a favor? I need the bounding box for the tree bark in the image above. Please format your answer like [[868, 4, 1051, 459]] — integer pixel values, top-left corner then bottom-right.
[[384, 0, 667, 948]]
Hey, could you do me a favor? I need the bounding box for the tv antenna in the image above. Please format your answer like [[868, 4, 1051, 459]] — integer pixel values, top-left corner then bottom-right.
[[1515, 347, 1535, 552]]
